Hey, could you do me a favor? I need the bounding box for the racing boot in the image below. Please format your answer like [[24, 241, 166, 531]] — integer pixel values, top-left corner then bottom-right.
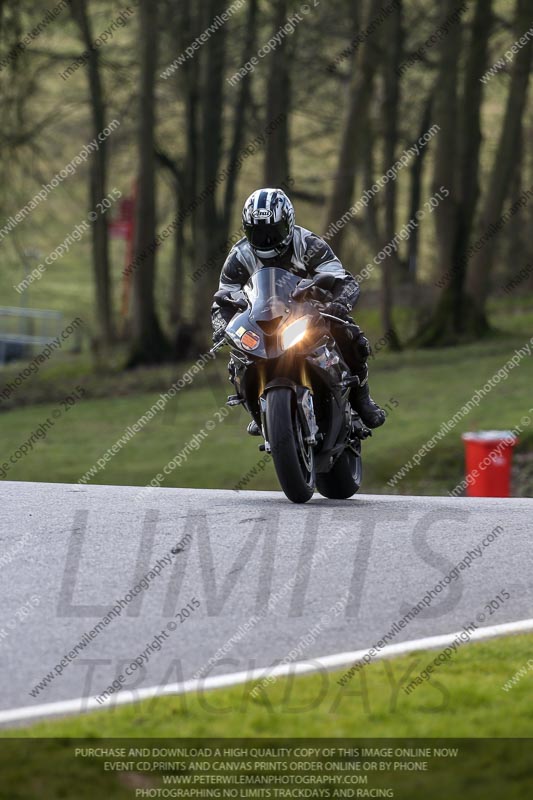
[[247, 420, 262, 436], [350, 371, 386, 429]]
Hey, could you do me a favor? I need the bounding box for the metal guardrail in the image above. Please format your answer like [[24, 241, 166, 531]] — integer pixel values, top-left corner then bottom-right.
[[0, 307, 64, 366]]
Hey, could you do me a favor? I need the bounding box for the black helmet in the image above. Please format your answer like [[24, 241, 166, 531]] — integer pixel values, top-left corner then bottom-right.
[[242, 188, 295, 258]]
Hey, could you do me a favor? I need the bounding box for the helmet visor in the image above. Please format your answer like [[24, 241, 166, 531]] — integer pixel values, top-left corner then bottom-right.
[[245, 220, 290, 251]]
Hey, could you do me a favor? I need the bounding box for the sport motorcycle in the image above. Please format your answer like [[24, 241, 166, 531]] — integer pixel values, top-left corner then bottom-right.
[[211, 267, 372, 503]]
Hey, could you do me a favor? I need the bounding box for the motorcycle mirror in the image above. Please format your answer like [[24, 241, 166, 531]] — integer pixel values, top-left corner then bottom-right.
[[292, 273, 337, 301], [292, 282, 333, 303], [291, 278, 314, 301], [214, 290, 247, 310]]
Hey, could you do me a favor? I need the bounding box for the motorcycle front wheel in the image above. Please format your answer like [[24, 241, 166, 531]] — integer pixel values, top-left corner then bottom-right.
[[265, 387, 315, 504]]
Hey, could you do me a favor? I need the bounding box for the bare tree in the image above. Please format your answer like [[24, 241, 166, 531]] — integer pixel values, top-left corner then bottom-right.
[[323, 2, 380, 259], [223, 0, 258, 233], [70, 0, 114, 346], [160, 0, 199, 349], [380, 0, 403, 348], [128, 0, 170, 366], [264, 0, 291, 187], [406, 92, 434, 279], [191, 0, 228, 352], [414, 0, 493, 346], [465, 0, 533, 331]]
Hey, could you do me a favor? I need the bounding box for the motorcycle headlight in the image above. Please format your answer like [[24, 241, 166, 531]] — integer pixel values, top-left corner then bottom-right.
[[281, 317, 308, 350]]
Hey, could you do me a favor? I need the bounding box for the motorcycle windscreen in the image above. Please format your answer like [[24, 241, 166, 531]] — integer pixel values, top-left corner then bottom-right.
[[243, 267, 300, 322]]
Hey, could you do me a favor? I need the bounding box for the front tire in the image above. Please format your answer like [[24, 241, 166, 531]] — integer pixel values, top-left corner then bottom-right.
[[265, 387, 315, 504], [316, 447, 362, 499]]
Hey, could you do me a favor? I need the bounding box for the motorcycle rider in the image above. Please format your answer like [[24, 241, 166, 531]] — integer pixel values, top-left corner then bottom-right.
[[211, 188, 386, 431]]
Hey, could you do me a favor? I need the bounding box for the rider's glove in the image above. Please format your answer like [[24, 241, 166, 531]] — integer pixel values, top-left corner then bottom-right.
[[325, 301, 351, 320]]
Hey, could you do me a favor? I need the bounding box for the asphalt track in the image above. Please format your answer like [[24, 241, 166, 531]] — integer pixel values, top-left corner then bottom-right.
[[1, 481, 532, 725]]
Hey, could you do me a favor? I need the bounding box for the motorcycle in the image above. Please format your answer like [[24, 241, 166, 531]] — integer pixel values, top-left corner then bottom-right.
[[211, 267, 372, 504]]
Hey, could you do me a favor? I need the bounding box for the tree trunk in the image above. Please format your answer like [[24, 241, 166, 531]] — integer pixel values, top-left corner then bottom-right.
[[185, 3, 201, 272], [128, 0, 170, 367], [70, 0, 114, 346], [361, 118, 380, 253], [170, 182, 186, 326], [165, 0, 196, 335], [465, 0, 533, 329], [380, 0, 403, 350], [447, 0, 494, 336], [412, 0, 463, 347], [430, 1, 462, 288], [192, 0, 227, 353], [323, 3, 380, 259], [406, 93, 434, 279], [415, 0, 494, 347], [264, 0, 290, 186], [155, 148, 185, 328], [164, 0, 202, 358], [502, 126, 525, 286], [223, 0, 258, 235]]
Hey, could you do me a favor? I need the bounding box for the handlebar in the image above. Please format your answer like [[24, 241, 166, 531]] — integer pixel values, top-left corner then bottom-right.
[[209, 339, 228, 355]]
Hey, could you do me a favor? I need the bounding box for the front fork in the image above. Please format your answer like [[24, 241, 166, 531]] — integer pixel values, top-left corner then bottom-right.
[[260, 382, 318, 454], [228, 359, 319, 448]]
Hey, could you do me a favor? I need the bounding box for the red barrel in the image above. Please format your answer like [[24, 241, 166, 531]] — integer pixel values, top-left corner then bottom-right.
[[461, 431, 518, 497]]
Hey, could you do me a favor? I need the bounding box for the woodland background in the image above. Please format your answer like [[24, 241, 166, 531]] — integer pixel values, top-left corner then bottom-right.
[[1, 0, 532, 361]]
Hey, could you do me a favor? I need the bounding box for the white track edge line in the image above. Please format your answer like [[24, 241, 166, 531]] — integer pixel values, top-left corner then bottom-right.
[[2, 616, 533, 726]]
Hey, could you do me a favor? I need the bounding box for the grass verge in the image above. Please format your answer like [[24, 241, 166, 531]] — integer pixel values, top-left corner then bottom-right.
[[7, 632, 533, 739], [1, 324, 532, 495], [1, 634, 532, 798]]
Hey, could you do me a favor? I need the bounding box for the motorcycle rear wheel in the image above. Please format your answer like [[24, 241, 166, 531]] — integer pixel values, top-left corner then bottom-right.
[[265, 387, 315, 504], [316, 448, 362, 499]]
